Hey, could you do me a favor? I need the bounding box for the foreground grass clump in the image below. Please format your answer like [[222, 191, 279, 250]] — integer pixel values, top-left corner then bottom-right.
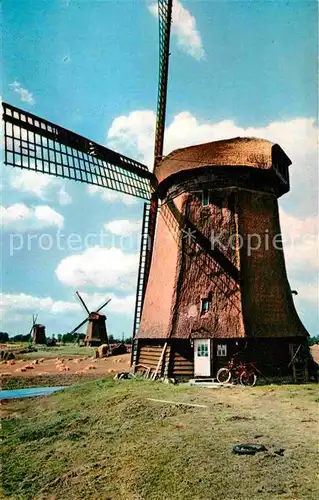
[[1, 380, 318, 500]]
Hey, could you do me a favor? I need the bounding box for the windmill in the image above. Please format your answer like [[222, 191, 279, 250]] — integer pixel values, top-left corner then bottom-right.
[[2, 1, 310, 381], [29, 314, 46, 344], [71, 292, 111, 347]]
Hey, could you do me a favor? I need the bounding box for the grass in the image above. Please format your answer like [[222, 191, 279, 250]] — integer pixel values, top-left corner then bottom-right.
[[15, 345, 96, 360], [1, 380, 318, 500], [2, 372, 104, 390]]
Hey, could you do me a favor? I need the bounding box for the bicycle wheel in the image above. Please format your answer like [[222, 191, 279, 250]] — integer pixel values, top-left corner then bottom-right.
[[217, 368, 232, 384], [239, 371, 257, 387]]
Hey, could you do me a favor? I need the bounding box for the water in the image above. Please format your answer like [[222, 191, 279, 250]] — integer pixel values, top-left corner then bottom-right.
[[0, 386, 65, 400]]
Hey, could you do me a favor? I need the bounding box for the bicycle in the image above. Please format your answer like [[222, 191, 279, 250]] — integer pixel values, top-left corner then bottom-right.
[[216, 358, 259, 386]]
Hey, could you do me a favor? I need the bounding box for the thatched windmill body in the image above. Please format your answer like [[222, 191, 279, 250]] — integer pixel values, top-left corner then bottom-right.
[[29, 314, 46, 344], [71, 292, 111, 347], [3, 1, 310, 380]]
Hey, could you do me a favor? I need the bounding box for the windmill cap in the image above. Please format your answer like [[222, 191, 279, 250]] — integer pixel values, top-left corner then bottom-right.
[[155, 137, 291, 185]]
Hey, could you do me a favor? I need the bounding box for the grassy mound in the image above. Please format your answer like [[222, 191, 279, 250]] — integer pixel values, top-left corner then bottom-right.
[[1, 379, 318, 500]]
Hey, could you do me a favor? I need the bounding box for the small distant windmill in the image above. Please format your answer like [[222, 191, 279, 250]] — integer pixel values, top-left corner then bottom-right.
[[70, 292, 111, 347], [29, 314, 46, 344]]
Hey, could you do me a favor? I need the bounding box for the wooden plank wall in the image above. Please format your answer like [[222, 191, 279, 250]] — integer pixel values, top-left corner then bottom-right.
[[170, 344, 194, 378], [137, 345, 164, 371], [137, 341, 194, 378]]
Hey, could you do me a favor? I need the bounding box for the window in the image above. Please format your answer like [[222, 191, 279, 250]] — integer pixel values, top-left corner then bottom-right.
[[197, 343, 209, 357], [201, 298, 210, 314], [202, 190, 210, 207], [217, 344, 227, 357]]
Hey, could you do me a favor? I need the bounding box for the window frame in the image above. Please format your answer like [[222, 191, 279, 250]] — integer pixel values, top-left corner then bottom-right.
[[202, 190, 210, 207], [217, 344, 227, 357], [201, 298, 210, 315]]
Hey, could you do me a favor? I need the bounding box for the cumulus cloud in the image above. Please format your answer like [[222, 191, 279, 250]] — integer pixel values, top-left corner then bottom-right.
[[9, 169, 72, 205], [291, 282, 318, 307], [0, 291, 136, 320], [0, 292, 79, 317], [80, 292, 135, 315], [0, 203, 64, 231], [280, 209, 318, 276], [10, 170, 57, 199], [148, 0, 205, 60], [58, 186, 72, 205], [55, 246, 139, 290], [9, 81, 35, 105], [104, 219, 142, 236], [87, 185, 137, 205], [107, 110, 155, 167]]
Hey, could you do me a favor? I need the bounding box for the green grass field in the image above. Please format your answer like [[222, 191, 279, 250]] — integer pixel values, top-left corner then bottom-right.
[[1, 379, 318, 500], [14, 344, 96, 360]]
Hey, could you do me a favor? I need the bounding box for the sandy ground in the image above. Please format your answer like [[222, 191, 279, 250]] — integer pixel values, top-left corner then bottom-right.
[[0, 353, 131, 379]]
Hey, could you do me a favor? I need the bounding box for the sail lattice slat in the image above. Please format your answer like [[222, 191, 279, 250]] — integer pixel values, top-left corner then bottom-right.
[[153, 0, 173, 166], [3, 102, 153, 200]]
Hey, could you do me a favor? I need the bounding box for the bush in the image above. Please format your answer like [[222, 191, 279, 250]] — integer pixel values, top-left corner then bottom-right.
[[308, 335, 319, 346]]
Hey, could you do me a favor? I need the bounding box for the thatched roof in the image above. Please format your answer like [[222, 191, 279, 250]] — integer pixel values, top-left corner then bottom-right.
[[156, 137, 283, 184]]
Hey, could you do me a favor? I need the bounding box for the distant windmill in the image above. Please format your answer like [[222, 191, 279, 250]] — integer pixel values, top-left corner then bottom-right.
[[71, 292, 111, 347], [29, 314, 46, 344]]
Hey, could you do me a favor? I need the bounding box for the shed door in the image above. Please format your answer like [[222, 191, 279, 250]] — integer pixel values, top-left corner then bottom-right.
[[194, 339, 211, 377]]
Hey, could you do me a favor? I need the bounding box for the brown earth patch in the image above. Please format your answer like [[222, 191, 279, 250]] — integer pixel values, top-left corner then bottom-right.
[[0, 353, 130, 381]]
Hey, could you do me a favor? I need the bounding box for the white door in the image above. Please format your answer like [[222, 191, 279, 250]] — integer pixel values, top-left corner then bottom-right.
[[194, 339, 211, 377]]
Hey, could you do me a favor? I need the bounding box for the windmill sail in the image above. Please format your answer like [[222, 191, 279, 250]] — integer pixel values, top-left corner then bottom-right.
[[69, 317, 89, 335], [153, 0, 173, 167], [132, 1, 173, 341], [75, 291, 90, 315], [2, 102, 154, 200]]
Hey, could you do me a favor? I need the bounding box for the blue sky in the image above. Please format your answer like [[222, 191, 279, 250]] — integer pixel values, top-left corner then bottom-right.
[[1, 0, 318, 337]]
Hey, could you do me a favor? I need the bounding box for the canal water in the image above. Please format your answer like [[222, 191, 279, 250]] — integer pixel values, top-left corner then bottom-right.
[[0, 386, 65, 400]]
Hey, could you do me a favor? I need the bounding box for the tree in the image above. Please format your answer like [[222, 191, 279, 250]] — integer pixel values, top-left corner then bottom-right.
[[0, 332, 9, 343], [308, 335, 319, 346]]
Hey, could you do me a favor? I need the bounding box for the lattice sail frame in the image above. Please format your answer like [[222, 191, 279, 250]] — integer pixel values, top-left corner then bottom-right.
[[3, 102, 153, 200], [153, 0, 173, 166]]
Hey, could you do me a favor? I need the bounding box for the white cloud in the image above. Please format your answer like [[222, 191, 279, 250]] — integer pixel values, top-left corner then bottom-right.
[[87, 185, 137, 205], [10, 170, 57, 199], [0, 203, 64, 231], [0, 292, 79, 317], [80, 292, 135, 315], [291, 282, 319, 307], [9, 81, 35, 105], [8, 168, 72, 205], [34, 205, 64, 228], [148, 0, 205, 60], [280, 209, 318, 276], [107, 110, 155, 167], [55, 246, 139, 290], [58, 186, 72, 205], [0, 291, 135, 325], [104, 219, 142, 236]]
